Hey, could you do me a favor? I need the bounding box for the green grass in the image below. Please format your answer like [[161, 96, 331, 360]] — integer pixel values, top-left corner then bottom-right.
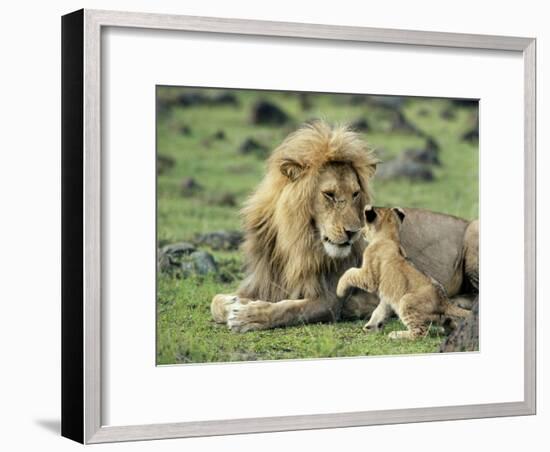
[[156, 88, 478, 364]]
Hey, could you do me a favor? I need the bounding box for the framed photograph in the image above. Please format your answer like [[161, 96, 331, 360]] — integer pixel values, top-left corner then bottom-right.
[[62, 9, 536, 444]]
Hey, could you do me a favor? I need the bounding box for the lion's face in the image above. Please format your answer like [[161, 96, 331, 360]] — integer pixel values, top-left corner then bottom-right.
[[312, 163, 365, 259]]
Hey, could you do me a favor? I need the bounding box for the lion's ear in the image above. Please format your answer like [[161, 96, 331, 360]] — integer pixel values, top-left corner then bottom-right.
[[280, 159, 305, 181], [365, 205, 377, 223], [392, 207, 406, 223], [366, 161, 379, 178]]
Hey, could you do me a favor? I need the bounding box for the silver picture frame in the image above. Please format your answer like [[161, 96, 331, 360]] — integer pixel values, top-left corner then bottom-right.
[[61, 8, 536, 444]]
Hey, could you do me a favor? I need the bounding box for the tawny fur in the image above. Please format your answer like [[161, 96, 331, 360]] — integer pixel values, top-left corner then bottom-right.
[[337, 207, 471, 339], [210, 120, 478, 333], [236, 120, 378, 303]]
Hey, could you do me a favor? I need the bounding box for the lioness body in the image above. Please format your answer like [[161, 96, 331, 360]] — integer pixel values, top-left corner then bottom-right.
[[211, 121, 478, 332], [337, 207, 470, 339]]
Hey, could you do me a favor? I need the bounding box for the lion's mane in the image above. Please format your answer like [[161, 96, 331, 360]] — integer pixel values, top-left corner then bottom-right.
[[237, 120, 379, 302]]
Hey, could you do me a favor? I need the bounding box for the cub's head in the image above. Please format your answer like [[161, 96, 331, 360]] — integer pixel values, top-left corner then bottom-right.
[[363, 205, 406, 243]]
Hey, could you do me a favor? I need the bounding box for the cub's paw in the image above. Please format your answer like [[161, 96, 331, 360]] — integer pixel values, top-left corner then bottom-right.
[[388, 330, 415, 340], [336, 277, 351, 298], [362, 321, 384, 334], [227, 300, 272, 333], [211, 294, 240, 323]]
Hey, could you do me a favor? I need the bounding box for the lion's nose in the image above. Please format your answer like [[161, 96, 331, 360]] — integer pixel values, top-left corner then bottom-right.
[[345, 229, 358, 240]]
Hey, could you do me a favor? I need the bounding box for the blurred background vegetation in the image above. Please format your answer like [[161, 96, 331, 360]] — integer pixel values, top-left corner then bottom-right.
[[156, 86, 478, 364]]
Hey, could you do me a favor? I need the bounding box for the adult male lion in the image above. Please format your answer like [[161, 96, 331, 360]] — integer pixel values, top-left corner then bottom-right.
[[211, 120, 478, 332]]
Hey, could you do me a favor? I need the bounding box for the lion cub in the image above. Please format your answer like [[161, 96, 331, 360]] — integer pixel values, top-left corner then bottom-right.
[[337, 206, 470, 339]]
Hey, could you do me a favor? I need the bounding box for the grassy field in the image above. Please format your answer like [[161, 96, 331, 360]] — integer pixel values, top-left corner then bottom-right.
[[156, 87, 478, 365]]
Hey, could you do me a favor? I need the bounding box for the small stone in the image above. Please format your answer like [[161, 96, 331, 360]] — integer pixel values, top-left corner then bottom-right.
[[390, 110, 420, 134], [462, 128, 479, 143], [179, 125, 192, 136], [404, 148, 440, 166], [440, 108, 456, 120], [158, 242, 196, 273], [250, 100, 290, 126], [211, 92, 239, 106], [177, 92, 209, 107], [350, 118, 370, 132], [211, 192, 237, 207], [180, 251, 218, 276], [158, 242, 218, 277], [403, 138, 441, 166], [157, 154, 175, 175], [368, 96, 406, 109], [180, 177, 203, 197], [299, 93, 313, 111], [376, 157, 435, 182], [418, 108, 430, 117], [212, 129, 226, 140], [194, 230, 244, 251], [238, 137, 269, 158], [450, 99, 477, 108]]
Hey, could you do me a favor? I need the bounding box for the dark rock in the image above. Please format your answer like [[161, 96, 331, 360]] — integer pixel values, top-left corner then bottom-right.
[[177, 92, 210, 107], [212, 129, 226, 140], [425, 137, 440, 152], [157, 154, 175, 175], [251, 100, 290, 126], [376, 157, 435, 182], [238, 137, 269, 158], [180, 251, 218, 276], [369, 95, 407, 109], [180, 177, 203, 197], [404, 148, 440, 166], [349, 95, 368, 105], [462, 128, 479, 143], [450, 99, 478, 108], [172, 91, 239, 108], [440, 108, 456, 120], [158, 242, 218, 277], [179, 125, 192, 136], [439, 298, 479, 352], [208, 192, 237, 207], [211, 92, 239, 106], [299, 93, 313, 111], [194, 230, 244, 251], [350, 95, 406, 109], [403, 138, 441, 166], [390, 110, 421, 134], [156, 98, 172, 115], [158, 242, 196, 273], [350, 118, 370, 132]]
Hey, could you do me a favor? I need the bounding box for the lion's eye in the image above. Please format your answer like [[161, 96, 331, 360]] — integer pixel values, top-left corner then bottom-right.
[[323, 191, 336, 201], [352, 191, 360, 199]]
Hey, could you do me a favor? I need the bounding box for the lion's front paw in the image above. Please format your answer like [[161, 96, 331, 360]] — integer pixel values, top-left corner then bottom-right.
[[211, 294, 240, 323], [227, 300, 273, 333]]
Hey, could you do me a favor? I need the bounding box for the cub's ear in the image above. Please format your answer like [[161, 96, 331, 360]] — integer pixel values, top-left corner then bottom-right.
[[392, 207, 406, 223], [280, 159, 305, 181], [364, 205, 377, 223]]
